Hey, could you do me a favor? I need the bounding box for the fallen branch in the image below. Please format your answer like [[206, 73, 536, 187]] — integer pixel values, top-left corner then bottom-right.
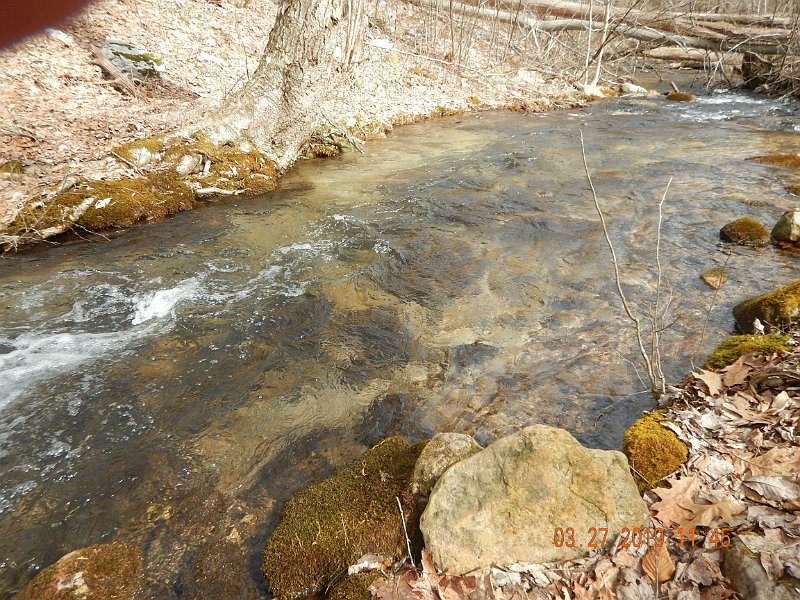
[[91, 49, 142, 99]]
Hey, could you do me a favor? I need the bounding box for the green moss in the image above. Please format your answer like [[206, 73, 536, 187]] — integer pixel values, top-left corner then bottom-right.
[[78, 171, 195, 229], [733, 280, 800, 333], [704, 334, 791, 369], [112, 136, 167, 166], [14, 542, 143, 600], [665, 91, 695, 102], [0, 160, 24, 174], [622, 413, 688, 493], [262, 437, 427, 600], [326, 572, 380, 600], [719, 217, 770, 246], [167, 133, 278, 194], [750, 154, 800, 168]]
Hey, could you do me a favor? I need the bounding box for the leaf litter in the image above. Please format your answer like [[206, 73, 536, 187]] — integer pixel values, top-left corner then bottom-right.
[[359, 341, 800, 599]]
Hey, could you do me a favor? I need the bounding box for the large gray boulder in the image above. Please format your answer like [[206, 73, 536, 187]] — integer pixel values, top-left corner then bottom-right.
[[420, 425, 649, 575]]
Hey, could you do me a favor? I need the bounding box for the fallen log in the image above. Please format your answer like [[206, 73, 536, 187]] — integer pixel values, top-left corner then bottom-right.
[[409, 0, 791, 55]]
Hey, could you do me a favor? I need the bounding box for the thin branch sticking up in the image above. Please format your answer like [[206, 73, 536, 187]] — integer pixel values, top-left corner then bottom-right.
[[579, 130, 668, 395]]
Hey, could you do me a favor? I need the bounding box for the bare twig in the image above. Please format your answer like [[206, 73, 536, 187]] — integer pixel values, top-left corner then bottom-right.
[[396, 497, 416, 569], [579, 130, 667, 395]]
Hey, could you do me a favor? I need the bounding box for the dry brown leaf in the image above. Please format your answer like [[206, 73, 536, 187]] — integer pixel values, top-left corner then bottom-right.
[[743, 476, 800, 508], [684, 555, 723, 586], [693, 370, 724, 397], [748, 447, 800, 479], [641, 544, 675, 583], [699, 584, 736, 600], [651, 476, 702, 528], [722, 357, 753, 387]]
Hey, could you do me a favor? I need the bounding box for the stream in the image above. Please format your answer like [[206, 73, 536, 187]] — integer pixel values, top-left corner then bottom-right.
[[1, 87, 799, 597]]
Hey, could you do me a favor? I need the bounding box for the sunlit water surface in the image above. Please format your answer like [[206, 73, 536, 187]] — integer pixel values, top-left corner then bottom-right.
[[0, 89, 799, 597]]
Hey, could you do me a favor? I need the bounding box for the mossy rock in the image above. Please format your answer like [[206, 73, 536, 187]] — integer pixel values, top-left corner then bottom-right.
[[700, 267, 728, 290], [749, 154, 800, 168], [0, 160, 24, 174], [665, 91, 695, 102], [720, 217, 770, 246], [733, 280, 800, 333], [704, 334, 791, 369], [13, 542, 144, 600], [622, 413, 688, 493], [326, 572, 380, 600], [787, 184, 800, 196], [262, 436, 427, 600]]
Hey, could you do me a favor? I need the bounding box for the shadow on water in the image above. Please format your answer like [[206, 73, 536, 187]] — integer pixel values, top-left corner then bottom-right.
[[1, 89, 799, 596]]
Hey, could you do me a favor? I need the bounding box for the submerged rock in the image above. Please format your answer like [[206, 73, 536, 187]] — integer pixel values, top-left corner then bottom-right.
[[13, 542, 144, 600], [772, 208, 800, 244], [665, 91, 695, 102], [701, 266, 728, 290], [623, 413, 688, 492], [411, 432, 482, 500], [420, 425, 648, 575], [733, 280, 800, 333], [749, 154, 800, 169], [720, 217, 770, 247], [262, 436, 427, 600], [704, 334, 791, 369]]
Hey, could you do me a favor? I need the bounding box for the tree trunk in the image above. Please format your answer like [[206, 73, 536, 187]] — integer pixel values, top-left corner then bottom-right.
[[196, 0, 352, 172]]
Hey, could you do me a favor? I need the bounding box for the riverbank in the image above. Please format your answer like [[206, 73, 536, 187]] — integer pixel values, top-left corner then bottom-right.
[[0, 0, 589, 251]]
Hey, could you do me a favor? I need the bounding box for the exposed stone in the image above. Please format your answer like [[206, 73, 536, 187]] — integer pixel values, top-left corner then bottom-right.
[[720, 217, 770, 247], [623, 412, 688, 492], [665, 91, 695, 102], [420, 425, 649, 575], [733, 280, 800, 333], [411, 432, 482, 499], [772, 208, 800, 244], [13, 542, 144, 600], [262, 437, 427, 599], [621, 82, 648, 95], [722, 539, 800, 600], [101, 40, 165, 82], [701, 267, 728, 290]]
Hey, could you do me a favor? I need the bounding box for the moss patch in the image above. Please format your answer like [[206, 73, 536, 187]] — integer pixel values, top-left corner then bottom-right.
[[0, 160, 25, 174], [733, 280, 800, 333], [326, 572, 380, 600], [262, 436, 427, 600], [665, 91, 695, 102], [749, 154, 800, 168], [14, 542, 144, 600], [704, 334, 791, 369], [719, 217, 770, 246], [623, 413, 688, 493]]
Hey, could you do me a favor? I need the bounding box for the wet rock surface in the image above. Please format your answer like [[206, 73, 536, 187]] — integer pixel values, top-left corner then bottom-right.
[[12, 543, 144, 600]]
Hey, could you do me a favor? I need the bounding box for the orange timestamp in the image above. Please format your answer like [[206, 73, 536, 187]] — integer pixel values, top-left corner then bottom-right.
[[552, 527, 732, 549]]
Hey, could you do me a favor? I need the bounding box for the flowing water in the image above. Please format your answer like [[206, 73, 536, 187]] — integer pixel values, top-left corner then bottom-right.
[[1, 88, 799, 597]]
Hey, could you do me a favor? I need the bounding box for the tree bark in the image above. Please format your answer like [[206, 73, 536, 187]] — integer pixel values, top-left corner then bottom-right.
[[195, 0, 351, 172]]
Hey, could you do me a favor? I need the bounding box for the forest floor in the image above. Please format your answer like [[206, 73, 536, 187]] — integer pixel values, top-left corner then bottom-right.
[[0, 0, 588, 238]]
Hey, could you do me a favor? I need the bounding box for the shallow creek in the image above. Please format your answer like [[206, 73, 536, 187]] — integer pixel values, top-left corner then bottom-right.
[[1, 90, 799, 597]]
